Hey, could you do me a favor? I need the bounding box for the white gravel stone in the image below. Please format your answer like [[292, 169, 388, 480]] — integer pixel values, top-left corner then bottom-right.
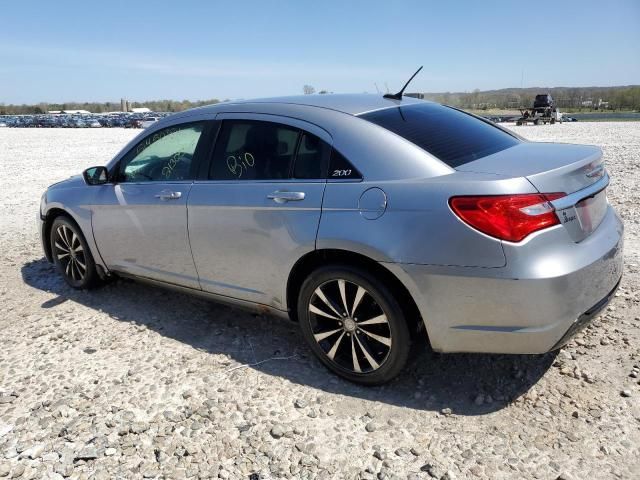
[[0, 124, 639, 479], [19, 444, 44, 460]]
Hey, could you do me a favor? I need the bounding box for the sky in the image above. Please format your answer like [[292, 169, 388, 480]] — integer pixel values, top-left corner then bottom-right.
[[1, 0, 639, 104]]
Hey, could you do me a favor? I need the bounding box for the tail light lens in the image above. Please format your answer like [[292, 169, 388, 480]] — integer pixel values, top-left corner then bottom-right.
[[449, 193, 566, 242]]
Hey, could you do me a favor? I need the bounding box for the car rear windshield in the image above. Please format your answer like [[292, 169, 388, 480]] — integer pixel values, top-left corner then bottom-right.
[[360, 103, 519, 168]]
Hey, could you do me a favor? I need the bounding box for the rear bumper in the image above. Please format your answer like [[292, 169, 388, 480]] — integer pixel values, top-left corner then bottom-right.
[[550, 277, 620, 350], [386, 205, 624, 354]]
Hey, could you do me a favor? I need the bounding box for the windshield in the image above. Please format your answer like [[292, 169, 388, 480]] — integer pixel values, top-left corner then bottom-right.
[[360, 103, 519, 168]]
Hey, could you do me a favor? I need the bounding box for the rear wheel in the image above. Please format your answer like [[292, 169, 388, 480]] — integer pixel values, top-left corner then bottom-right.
[[50, 216, 100, 289], [298, 265, 411, 385]]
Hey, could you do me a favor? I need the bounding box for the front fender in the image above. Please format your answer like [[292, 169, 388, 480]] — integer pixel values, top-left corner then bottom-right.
[[41, 189, 108, 272]]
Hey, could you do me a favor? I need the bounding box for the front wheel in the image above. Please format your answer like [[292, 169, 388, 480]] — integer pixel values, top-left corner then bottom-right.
[[50, 216, 100, 289], [298, 265, 411, 385]]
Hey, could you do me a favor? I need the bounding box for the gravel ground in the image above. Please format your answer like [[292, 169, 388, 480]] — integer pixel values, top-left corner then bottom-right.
[[0, 123, 638, 480]]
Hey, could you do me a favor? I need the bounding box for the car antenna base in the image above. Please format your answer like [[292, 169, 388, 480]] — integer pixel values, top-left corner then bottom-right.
[[383, 66, 423, 100]]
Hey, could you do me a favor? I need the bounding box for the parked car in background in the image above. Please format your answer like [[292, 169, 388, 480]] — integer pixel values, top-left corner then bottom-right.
[[140, 116, 160, 128], [125, 119, 143, 128], [38, 94, 623, 384], [0, 112, 169, 128]]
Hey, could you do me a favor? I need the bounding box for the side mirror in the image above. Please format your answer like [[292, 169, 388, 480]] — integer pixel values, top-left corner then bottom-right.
[[83, 166, 109, 185]]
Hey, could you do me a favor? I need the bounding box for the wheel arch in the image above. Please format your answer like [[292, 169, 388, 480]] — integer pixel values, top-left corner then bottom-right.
[[42, 207, 108, 278], [286, 249, 426, 341], [42, 208, 78, 262]]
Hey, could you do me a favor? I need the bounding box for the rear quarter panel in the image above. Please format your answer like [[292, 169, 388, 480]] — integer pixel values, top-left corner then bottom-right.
[[317, 172, 537, 268]]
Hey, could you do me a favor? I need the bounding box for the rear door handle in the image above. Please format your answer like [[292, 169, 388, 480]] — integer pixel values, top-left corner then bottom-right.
[[154, 190, 182, 201], [267, 191, 305, 203]]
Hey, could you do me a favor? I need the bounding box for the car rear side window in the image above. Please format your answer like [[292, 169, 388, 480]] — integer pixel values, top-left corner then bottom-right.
[[210, 120, 300, 180], [360, 103, 519, 168], [292, 133, 331, 179]]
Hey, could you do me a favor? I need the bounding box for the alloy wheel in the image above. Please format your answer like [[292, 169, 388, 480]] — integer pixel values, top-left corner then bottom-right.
[[308, 279, 392, 373], [53, 224, 87, 283]]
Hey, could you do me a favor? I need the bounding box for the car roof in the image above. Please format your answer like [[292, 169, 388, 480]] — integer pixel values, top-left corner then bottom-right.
[[193, 93, 430, 116]]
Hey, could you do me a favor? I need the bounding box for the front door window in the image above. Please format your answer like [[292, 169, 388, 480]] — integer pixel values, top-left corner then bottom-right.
[[120, 123, 204, 182]]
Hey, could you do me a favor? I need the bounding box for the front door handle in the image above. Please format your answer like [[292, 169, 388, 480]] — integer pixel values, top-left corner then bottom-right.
[[154, 190, 182, 201], [267, 191, 305, 203]]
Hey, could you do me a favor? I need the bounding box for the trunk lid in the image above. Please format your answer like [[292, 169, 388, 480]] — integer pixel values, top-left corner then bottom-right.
[[457, 142, 609, 242], [457, 142, 604, 193]]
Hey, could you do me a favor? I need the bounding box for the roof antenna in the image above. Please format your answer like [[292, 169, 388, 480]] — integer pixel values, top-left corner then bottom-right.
[[384, 66, 423, 100]]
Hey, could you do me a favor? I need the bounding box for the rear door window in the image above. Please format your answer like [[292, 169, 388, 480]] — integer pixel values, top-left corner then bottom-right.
[[360, 103, 519, 168], [210, 120, 300, 180]]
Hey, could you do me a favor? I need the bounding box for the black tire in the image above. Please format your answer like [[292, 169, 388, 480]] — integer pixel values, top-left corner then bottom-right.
[[298, 265, 411, 385], [50, 216, 100, 289]]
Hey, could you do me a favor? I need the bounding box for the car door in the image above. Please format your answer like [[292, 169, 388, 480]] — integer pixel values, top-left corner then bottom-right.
[[91, 121, 212, 289], [188, 114, 331, 309]]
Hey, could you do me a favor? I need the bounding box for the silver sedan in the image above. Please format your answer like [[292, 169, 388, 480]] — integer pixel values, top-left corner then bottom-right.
[[39, 94, 624, 384]]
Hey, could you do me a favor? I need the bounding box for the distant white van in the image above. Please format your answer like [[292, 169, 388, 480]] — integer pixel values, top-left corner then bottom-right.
[[554, 109, 563, 123]]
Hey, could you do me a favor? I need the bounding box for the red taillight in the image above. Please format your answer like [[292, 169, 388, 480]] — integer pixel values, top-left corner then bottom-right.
[[449, 193, 566, 242]]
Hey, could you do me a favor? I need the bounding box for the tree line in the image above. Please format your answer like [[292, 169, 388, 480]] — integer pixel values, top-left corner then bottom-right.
[[2, 85, 639, 115], [419, 85, 640, 111]]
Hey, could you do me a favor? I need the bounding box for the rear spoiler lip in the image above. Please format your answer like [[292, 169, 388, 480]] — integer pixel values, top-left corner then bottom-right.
[[549, 172, 609, 210]]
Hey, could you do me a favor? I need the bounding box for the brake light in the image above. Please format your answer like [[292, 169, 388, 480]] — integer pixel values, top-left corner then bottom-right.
[[449, 193, 566, 242]]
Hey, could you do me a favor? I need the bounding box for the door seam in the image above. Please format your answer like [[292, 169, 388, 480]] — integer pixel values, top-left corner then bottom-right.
[[184, 183, 203, 289], [314, 180, 328, 250]]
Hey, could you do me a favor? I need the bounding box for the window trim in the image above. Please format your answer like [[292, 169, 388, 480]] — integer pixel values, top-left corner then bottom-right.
[[288, 131, 304, 179], [196, 120, 221, 180], [213, 112, 333, 144]]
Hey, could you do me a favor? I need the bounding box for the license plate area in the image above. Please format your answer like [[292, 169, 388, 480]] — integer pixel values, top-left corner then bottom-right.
[[557, 189, 608, 242], [575, 189, 607, 234]]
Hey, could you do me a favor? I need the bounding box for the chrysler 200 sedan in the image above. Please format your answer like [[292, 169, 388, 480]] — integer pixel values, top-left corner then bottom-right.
[[39, 94, 624, 384]]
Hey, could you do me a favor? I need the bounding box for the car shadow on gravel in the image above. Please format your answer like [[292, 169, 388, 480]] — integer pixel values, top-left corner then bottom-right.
[[22, 258, 557, 416]]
